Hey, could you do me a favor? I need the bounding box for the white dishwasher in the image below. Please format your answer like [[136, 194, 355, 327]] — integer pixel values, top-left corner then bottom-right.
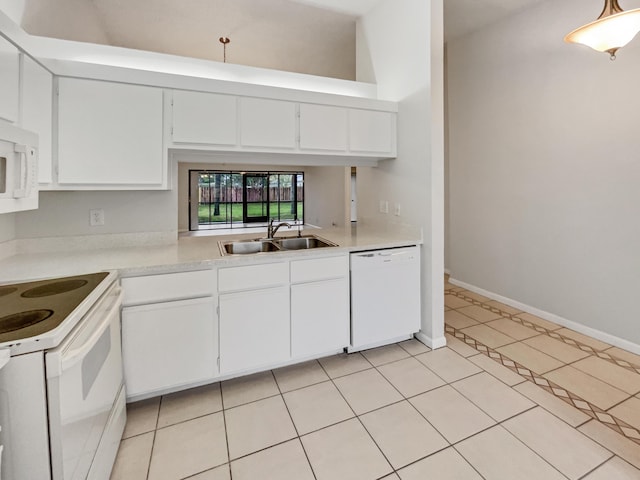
[[349, 246, 421, 352]]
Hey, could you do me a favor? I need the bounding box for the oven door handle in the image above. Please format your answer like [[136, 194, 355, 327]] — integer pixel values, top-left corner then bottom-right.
[[55, 290, 123, 375]]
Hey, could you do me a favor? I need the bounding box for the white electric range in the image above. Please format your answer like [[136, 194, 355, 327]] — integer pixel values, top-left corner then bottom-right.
[[0, 271, 125, 480]]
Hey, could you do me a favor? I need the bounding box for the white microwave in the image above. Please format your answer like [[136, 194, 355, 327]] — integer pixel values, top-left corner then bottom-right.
[[0, 123, 38, 214]]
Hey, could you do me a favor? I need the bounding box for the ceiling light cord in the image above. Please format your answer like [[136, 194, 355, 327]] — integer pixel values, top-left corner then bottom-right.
[[219, 37, 230, 63]]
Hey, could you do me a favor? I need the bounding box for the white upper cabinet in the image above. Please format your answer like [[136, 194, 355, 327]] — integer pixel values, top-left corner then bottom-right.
[[299, 103, 348, 152], [57, 78, 166, 188], [0, 36, 20, 123], [239, 97, 297, 149], [21, 56, 53, 184], [167, 88, 396, 162], [172, 90, 237, 145], [349, 109, 395, 154]]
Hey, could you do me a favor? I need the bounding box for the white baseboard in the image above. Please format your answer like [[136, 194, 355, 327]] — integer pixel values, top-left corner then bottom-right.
[[415, 331, 447, 350], [348, 334, 414, 353], [449, 277, 640, 356], [444, 268, 451, 276]]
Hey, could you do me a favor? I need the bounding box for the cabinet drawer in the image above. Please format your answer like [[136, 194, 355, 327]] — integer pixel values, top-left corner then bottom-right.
[[218, 262, 289, 293], [290, 255, 348, 284], [122, 270, 215, 306]]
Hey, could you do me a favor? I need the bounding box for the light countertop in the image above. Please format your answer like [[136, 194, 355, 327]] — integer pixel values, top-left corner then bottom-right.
[[0, 224, 422, 283]]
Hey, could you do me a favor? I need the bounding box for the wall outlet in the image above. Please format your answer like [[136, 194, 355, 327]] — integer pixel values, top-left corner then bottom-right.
[[394, 203, 401, 216], [379, 200, 389, 214], [90, 209, 105, 226]]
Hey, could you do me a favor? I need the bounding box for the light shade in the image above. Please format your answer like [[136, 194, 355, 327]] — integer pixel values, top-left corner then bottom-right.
[[565, 0, 640, 58]]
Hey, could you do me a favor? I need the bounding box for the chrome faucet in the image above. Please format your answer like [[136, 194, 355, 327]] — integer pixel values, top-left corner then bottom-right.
[[267, 219, 292, 239]]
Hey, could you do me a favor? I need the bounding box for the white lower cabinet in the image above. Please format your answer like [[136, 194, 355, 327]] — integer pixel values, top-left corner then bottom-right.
[[121, 297, 217, 398], [119, 255, 351, 396], [291, 277, 349, 358], [219, 286, 290, 375], [290, 255, 350, 358]]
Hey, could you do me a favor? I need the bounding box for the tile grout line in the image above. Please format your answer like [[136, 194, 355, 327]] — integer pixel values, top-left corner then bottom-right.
[[269, 368, 319, 480], [144, 396, 162, 480], [444, 322, 640, 446], [447, 289, 640, 375], [218, 382, 234, 480], [575, 455, 617, 480], [318, 353, 400, 478]]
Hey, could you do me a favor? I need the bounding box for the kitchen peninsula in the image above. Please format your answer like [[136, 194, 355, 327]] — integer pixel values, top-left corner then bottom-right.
[[0, 224, 421, 281], [0, 224, 423, 401]]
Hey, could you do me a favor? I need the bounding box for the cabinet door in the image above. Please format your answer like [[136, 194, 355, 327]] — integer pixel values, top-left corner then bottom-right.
[[299, 104, 347, 152], [349, 109, 394, 154], [291, 278, 349, 358], [22, 56, 53, 184], [121, 297, 217, 398], [57, 78, 165, 187], [239, 98, 296, 149], [0, 36, 19, 123], [219, 286, 290, 374], [172, 90, 237, 145]]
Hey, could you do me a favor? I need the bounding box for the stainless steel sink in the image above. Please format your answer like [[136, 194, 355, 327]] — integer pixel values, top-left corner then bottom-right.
[[274, 235, 337, 250], [220, 239, 281, 255], [219, 234, 337, 256]]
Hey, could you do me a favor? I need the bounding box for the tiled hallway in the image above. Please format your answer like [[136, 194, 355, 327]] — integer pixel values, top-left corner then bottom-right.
[[111, 280, 640, 479]]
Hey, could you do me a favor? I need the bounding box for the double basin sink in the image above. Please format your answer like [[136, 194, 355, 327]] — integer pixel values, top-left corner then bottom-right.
[[219, 234, 338, 256]]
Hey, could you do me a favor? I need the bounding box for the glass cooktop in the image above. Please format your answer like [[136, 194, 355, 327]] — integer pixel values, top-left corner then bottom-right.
[[0, 272, 109, 344]]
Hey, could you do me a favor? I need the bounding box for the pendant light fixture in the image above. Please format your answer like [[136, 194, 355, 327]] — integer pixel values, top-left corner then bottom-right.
[[564, 0, 640, 60]]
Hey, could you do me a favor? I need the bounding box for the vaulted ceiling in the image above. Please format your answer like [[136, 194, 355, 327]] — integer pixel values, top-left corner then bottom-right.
[[288, 0, 548, 40], [17, 0, 550, 79]]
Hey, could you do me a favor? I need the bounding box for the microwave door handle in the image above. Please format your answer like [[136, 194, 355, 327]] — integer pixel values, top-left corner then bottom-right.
[[12, 144, 33, 199], [57, 290, 123, 374]]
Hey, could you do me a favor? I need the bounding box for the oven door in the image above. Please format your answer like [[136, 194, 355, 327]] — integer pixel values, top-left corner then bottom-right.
[[45, 282, 124, 480], [0, 349, 8, 474]]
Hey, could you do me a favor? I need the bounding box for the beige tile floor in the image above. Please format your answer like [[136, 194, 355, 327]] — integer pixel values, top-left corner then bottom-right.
[[111, 281, 640, 480]]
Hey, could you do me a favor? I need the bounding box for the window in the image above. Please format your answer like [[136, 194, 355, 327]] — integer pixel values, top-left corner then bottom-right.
[[189, 170, 304, 231]]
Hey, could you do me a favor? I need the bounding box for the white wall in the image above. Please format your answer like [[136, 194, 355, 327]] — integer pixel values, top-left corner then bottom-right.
[[304, 166, 348, 228], [447, 0, 640, 345], [0, 0, 26, 24], [0, 213, 16, 243], [356, 0, 445, 347], [21, 0, 109, 44], [16, 189, 177, 238], [19, 0, 356, 80]]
